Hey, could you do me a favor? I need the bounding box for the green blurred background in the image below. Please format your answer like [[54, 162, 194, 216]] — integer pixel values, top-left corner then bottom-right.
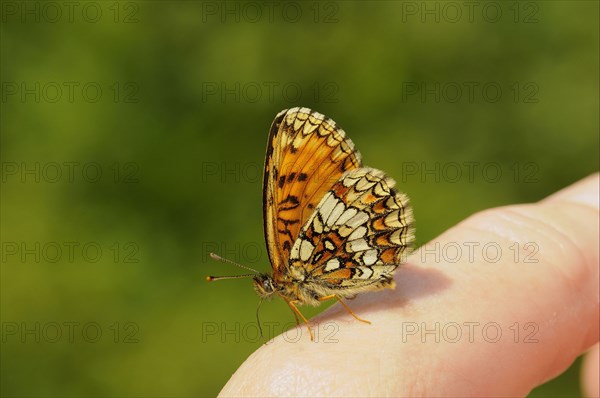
[[1, 1, 598, 397]]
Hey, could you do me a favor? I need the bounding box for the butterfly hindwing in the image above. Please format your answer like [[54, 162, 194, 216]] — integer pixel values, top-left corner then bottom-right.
[[263, 108, 362, 278], [288, 167, 414, 293]]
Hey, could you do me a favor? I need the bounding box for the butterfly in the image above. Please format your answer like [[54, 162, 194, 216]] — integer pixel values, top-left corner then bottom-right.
[[208, 107, 414, 341]]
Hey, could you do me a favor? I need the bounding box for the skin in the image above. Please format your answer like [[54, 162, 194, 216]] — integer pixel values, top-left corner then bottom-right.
[[220, 173, 599, 397]]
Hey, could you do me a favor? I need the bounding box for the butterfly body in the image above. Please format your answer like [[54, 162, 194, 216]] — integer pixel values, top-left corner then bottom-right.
[[253, 269, 396, 308]]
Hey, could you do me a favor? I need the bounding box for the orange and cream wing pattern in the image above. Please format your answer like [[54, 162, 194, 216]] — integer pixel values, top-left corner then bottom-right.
[[288, 167, 414, 292], [263, 107, 362, 277]]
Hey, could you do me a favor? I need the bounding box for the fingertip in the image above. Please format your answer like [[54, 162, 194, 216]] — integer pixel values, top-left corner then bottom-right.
[[582, 343, 599, 398], [544, 172, 599, 210]]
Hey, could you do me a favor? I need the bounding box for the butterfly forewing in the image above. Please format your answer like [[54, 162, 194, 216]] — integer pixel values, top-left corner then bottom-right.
[[263, 107, 362, 278]]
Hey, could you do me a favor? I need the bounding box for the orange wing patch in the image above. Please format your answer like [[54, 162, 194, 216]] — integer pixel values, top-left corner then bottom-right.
[[263, 108, 362, 278]]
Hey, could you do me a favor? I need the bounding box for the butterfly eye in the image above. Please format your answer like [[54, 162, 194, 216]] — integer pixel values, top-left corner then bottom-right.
[[263, 279, 271, 291]]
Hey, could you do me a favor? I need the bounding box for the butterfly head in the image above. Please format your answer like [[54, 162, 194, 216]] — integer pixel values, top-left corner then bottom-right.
[[252, 274, 276, 298]]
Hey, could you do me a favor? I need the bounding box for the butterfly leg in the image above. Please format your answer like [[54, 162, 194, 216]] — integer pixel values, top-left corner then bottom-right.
[[319, 294, 372, 324], [285, 303, 301, 326], [287, 300, 314, 341], [291, 310, 300, 326]]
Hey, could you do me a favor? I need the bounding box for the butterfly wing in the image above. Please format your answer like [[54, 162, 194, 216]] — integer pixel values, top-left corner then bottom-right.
[[288, 167, 414, 294], [263, 108, 362, 278]]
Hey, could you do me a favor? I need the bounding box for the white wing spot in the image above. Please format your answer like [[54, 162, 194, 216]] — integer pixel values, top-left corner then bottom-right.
[[390, 228, 405, 245], [293, 118, 305, 133], [356, 267, 374, 279], [384, 210, 402, 228], [356, 176, 376, 192], [290, 240, 300, 260], [303, 121, 318, 136], [324, 258, 341, 272], [374, 181, 390, 197], [346, 211, 369, 229], [363, 250, 378, 266], [326, 202, 346, 227], [347, 238, 370, 253], [299, 239, 314, 262], [309, 112, 325, 123], [324, 240, 335, 251], [386, 196, 399, 209], [348, 226, 367, 241], [312, 215, 324, 234], [342, 175, 361, 188], [335, 208, 357, 226], [318, 193, 337, 220]]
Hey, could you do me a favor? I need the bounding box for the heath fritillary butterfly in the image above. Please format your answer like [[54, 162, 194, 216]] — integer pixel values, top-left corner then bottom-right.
[[208, 107, 415, 341]]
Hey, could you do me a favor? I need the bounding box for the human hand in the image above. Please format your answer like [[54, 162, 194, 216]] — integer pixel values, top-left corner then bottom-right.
[[220, 174, 599, 397]]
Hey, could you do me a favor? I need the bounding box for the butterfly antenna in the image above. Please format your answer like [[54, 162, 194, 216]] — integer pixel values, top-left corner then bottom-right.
[[205, 274, 255, 282], [256, 298, 264, 339], [206, 252, 261, 282]]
